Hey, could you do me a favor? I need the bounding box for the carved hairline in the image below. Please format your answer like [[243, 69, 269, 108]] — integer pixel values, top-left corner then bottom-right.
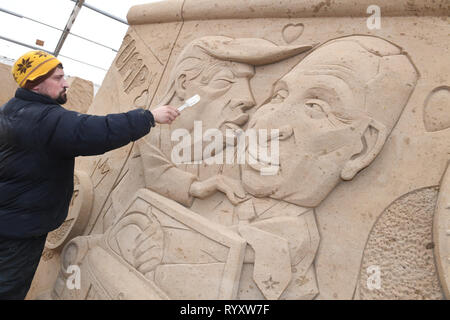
[[287, 35, 419, 133], [157, 36, 315, 106]]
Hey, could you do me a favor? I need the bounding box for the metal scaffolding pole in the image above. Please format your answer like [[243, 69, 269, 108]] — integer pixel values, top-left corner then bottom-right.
[[0, 2, 128, 77], [0, 35, 48, 53], [70, 0, 128, 25], [0, 35, 108, 71], [54, 0, 85, 57], [0, 7, 117, 53]]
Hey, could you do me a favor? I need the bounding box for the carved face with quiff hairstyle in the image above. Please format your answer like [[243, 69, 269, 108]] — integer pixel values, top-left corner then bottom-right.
[[158, 36, 313, 156], [242, 35, 419, 207]]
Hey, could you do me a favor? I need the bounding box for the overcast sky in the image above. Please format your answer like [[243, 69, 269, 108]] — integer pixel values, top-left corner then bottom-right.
[[0, 0, 158, 86]]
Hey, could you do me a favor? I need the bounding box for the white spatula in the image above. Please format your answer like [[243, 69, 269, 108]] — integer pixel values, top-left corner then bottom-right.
[[178, 94, 201, 112]]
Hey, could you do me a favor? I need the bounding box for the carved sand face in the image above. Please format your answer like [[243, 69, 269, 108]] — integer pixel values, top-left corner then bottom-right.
[[242, 44, 375, 207], [176, 61, 256, 155]]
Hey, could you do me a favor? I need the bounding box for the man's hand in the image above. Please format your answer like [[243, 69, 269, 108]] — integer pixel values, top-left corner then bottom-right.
[[152, 105, 180, 125], [189, 175, 248, 205]]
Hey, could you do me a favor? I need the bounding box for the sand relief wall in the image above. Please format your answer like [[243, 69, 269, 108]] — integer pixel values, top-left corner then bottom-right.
[[31, 0, 450, 300], [0, 63, 18, 106]]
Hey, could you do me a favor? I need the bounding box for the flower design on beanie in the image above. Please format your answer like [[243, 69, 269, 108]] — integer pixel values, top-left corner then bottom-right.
[[16, 57, 33, 74], [34, 51, 48, 58]]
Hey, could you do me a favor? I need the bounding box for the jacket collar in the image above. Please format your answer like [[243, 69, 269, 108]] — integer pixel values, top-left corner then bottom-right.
[[15, 88, 59, 106]]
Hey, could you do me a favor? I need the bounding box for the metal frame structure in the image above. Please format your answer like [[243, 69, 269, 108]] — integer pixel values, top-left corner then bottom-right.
[[0, 1, 128, 71], [54, 0, 85, 56], [69, 0, 128, 25]]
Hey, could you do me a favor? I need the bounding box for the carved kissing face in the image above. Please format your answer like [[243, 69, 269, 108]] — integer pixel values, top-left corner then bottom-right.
[[242, 42, 380, 207], [175, 61, 256, 158]]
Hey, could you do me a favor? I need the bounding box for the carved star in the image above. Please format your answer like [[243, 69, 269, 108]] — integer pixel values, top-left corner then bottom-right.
[[263, 276, 279, 290]]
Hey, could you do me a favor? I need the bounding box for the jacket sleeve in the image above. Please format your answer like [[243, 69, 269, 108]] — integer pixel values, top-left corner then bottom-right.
[[38, 106, 155, 158]]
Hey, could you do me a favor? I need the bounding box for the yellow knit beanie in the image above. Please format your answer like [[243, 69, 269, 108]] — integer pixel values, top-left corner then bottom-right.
[[12, 50, 61, 88]]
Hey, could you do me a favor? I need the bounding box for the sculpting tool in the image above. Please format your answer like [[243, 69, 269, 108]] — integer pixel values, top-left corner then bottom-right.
[[178, 94, 201, 112]]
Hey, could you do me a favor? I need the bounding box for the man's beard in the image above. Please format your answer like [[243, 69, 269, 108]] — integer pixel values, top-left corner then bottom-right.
[[56, 92, 67, 104]]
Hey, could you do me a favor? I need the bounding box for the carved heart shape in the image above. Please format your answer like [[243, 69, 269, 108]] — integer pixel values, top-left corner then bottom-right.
[[134, 90, 149, 108], [423, 86, 450, 132], [282, 23, 305, 44]]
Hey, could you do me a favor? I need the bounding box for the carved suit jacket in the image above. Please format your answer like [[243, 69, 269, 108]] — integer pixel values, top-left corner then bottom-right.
[[121, 125, 320, 299]]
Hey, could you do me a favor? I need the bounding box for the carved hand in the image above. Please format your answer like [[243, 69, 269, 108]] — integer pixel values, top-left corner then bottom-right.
[[151, 105, 180, 125], [189, 175, 248, 205], [132, 221, 164, 278]]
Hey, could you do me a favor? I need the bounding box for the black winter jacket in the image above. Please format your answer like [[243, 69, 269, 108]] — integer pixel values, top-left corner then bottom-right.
[[0, 88, 154, 239]]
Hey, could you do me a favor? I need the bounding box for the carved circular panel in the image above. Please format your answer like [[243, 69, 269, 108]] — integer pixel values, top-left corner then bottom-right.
[[358, 187, 443, 299], [46, 170, 94, 250], [433, 165, 450, 299]]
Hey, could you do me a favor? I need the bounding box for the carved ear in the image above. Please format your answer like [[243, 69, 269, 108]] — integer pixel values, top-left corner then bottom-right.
[[341, 118, 388, 180], [175, 73, 187, 100]]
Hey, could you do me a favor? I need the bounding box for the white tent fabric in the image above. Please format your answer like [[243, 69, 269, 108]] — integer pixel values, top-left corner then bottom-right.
[[0, 0, 153, 86]]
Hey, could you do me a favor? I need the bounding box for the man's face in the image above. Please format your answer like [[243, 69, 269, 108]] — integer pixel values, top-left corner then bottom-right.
[[242, 45, 376, 207], [178, 61, 256, 148], [35, 67, 69, 104]]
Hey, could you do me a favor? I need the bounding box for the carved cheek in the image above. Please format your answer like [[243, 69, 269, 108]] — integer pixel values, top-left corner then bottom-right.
[[306, 126, 357, 157]]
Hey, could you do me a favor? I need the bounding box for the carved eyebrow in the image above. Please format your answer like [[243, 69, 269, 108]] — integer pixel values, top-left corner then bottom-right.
[[304, 85, 339, 98], [298, 70, 360, 109]]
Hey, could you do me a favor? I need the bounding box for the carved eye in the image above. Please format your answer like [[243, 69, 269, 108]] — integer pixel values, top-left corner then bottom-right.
[[304, 100, 328, 119], [271, 89, 288, 103], [209, 78, 234, 89]]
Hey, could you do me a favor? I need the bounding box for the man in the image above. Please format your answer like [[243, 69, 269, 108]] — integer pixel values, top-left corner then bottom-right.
[[0, 50, 178, 299]]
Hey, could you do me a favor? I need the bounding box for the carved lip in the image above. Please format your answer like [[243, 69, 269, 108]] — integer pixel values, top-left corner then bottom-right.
[[221, 113, 250, 139], [226, 113, 249, 126], [246, 147, 280, 172], [223, 122, 242, 131]]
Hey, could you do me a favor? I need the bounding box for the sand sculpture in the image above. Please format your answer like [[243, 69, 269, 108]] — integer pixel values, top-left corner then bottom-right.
[[0, 62, 18, 106], [64, 77, 94, 114], [29, 0, 450, 300]]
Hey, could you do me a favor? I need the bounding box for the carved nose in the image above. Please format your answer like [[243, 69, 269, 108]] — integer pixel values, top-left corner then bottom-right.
[[230, 97, 255, 112], [239, 98, 256, 111]]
